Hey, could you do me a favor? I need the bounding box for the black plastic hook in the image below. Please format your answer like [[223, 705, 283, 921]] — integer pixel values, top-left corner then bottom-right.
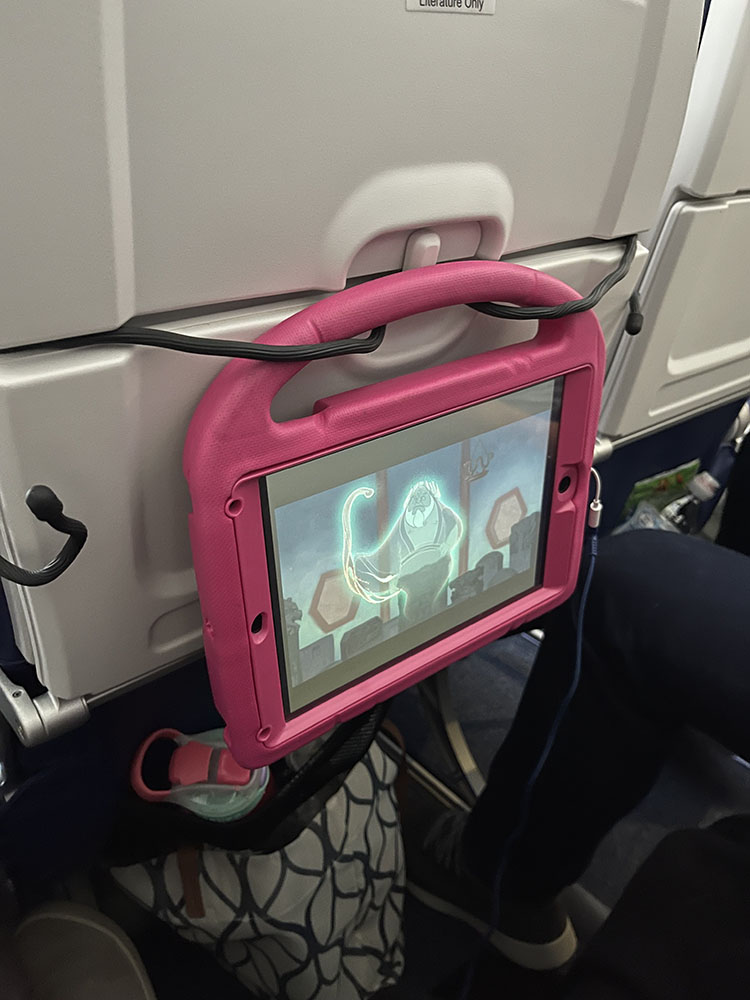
[[625, 291, 643, 335], [0, 486, 88, 587]]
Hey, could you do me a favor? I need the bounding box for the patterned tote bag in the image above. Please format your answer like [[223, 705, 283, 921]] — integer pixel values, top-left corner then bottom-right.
[[111, 722, 405, 1000]]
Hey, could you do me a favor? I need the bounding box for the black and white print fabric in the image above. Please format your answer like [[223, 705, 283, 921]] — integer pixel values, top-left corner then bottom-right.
[[112, 741, 405, 999]]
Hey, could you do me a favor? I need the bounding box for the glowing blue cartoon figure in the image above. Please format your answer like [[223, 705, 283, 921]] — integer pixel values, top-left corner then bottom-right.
[[342, 480, 463, 622]]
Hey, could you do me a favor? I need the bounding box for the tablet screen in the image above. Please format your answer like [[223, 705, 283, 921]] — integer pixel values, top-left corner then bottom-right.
[[263, 377, 562, 715]]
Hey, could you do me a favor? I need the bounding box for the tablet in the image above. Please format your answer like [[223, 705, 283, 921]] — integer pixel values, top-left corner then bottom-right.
[[264, 378, 561, 717], [185, 260, 604, 766]]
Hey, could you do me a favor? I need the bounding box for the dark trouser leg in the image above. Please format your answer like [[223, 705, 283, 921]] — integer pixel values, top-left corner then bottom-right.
[[462, 530, 750, 900], [561, 816, 750, 1000], [717, 435, 750, 556]]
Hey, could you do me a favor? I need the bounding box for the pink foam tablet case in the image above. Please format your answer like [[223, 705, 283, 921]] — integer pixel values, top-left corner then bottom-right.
[[184, 261, 605, 767]]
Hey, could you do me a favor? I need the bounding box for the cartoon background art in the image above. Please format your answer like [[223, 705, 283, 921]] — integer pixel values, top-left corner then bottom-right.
[[273, 406, 551, 686]]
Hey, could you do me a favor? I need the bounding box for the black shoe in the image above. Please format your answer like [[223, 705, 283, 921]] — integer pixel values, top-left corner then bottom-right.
[[403, 782, 577, 971]]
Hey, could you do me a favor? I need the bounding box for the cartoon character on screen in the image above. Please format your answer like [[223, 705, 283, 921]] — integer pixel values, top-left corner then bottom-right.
[[342, 480, 463, 623]]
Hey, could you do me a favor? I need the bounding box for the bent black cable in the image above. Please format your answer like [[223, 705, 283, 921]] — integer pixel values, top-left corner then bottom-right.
[[469, 235, 638, 321], [0, 486, 88, 587], [59, 325, 387, 362], [44, 236, 637, 363]]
